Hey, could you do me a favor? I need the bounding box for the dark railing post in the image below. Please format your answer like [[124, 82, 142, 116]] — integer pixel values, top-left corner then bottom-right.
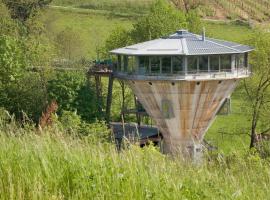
[[106, 74, 114, 125]]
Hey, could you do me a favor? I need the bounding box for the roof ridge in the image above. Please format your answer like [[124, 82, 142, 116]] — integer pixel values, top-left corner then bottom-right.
[[205, 38, 242, 53]]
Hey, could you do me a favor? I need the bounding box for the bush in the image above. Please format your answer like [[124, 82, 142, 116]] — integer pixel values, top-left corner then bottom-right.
[[58, 110, 110, 142], [48, 71, 99, 122]]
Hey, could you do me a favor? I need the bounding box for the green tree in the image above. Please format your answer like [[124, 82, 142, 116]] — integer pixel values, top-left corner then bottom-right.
[[104, 26, 132, 52], [0, 2, 21, 37], [186, 10, 203, 34], [131, 0, 187, 42], [48, 71, 98, 122], [0, 35, 48, 121], [3, 0, 52, 22], [241, 31, 270, 148]]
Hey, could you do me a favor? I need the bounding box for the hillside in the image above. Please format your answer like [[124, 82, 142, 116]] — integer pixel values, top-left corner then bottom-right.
[[51, 0, 270, 22]]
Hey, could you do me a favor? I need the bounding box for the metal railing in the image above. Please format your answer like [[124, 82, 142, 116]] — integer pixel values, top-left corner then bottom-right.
[[114, 67, 251, 80]]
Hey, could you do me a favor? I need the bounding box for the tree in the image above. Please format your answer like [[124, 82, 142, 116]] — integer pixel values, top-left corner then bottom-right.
[[131, 0, 187, 42], [104, 26, 132, 52], [105, 0, 203, 50], [3, 0, 52, 22], [186, 10, 203, 34], [0, 2, 21, 37], [241, 31, 270, 148], [48, 71, 99, 122], [0, 35, 49, 121]]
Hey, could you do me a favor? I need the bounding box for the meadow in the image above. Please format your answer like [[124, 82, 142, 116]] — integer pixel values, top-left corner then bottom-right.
[[1, 1, 270, 199], [0, 117, 269, 200]]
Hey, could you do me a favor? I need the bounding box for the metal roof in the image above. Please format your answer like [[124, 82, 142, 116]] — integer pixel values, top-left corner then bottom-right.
[[110, 30, 254, 56]]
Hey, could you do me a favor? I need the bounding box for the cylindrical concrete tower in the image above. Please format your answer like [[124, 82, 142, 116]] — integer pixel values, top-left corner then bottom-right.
[[110, 30, 253, 157]]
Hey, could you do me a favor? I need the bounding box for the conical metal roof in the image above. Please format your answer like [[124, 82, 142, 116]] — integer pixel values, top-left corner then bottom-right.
[[110, 30, 253, 56]]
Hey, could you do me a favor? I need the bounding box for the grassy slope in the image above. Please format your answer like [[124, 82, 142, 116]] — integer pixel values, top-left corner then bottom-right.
[[51, 0, 270, 22], [43, 8, 132, 59], [0, 129, 269, 200]]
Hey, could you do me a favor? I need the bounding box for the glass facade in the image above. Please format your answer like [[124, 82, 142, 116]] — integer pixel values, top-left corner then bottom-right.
[[199, 56, 208, 72], [220, 55, 231, 71], [209, 55, 219, 71], [172, 56, 183, 73], [150, 57, 160, 74], [138, 56, 149, 74], [115, 54, 248, 75], [161, 57, 171, 74], [187, 56, 198, 73], [235, 54, 245, 69]]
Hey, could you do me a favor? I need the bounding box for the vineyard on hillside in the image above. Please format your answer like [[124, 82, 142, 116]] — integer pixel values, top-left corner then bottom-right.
[[52, 0, 270, 22], [202, 0, 270, 21]]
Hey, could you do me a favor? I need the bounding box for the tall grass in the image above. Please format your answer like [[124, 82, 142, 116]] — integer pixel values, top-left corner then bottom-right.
[[0, 114, 269, 199]]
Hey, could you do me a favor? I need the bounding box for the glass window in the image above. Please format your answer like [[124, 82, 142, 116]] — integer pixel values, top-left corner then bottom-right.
[[199, 56, 208, 72], [220, 55, 231, 71], [209, 55, 219, 71], [117, 55, 121, 71], [138, 56, 149, 74], [235, 54, 245, 69], [172, 56, 183, 73], [161, 56, 171, 74], [244, 53, 248, 68], [150, 57, 160, 74], [123, 55, 128, 72], [188, 56, 198, 73], [128, 56, 135, 73]]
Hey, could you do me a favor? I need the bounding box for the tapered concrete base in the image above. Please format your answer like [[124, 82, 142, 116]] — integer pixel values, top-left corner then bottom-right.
[[125, 79, 239, 159], [161, 138, 203, 162]]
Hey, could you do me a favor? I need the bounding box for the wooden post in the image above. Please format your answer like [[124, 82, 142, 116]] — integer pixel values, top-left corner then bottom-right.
[[134, 95, 141, 127], [95, 75, 103, 115], [106, 74, 114, 124]]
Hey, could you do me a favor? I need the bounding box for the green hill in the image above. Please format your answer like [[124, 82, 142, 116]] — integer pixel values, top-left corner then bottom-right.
[[51, 0, 270, 22]]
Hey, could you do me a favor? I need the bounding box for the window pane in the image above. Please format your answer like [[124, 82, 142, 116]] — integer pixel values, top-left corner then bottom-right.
[[210, 55, 219, 71], [123, 55, 128, 72], [199, 56, 208, 72], [138, 56, 149, 74], [244, 53, 248, 68], [128, 56, 135, 73], [172, 56, 183, 73], [220, 55, 231, 71], [162, 56, 171, 74], [188, 56, 198, 73], [235, 54, 245, 69], [117, 55, 121, 71], [150, 57, 160, 74]]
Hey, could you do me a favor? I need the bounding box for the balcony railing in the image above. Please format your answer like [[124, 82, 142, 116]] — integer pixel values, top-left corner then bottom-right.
[[113, 67, 251, 80]]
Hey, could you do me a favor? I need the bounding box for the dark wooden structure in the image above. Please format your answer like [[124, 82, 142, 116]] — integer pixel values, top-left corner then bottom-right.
[[87, 60, 162, 146]]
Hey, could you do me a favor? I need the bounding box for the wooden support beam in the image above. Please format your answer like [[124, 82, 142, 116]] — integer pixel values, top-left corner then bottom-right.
[[106, 74, 114, 124], [95, 75, 103, 115]]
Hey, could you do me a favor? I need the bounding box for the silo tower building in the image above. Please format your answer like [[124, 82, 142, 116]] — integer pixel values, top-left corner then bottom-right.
[[110, 30, 253, 156]]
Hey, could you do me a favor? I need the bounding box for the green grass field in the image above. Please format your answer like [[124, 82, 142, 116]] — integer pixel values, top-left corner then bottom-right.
[[51, 0, 153, 15], [0, 123, 269, 200], [42, 8, 133, 59], [1, 2, 269, 199]]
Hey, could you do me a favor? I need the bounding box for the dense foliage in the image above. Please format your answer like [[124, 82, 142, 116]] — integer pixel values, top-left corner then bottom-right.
[[48, 71, 99, 122]]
